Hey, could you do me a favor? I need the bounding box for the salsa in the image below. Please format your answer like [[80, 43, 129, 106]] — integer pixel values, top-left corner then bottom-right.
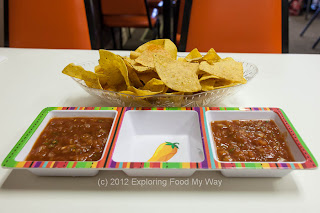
[[211, 120, 295, 162], [26, 117, 114, 161]]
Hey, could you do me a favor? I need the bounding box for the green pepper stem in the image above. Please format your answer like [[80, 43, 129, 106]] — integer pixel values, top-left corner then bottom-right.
[[165, 142, 179, 149]]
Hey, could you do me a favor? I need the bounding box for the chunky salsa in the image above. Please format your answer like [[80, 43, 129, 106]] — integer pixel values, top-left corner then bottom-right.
[[211, 120, 295, 162], [26, 117, 114, 161]]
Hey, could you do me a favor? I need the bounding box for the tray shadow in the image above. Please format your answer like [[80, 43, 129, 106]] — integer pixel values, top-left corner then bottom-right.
[[1, 169, 299, 193]]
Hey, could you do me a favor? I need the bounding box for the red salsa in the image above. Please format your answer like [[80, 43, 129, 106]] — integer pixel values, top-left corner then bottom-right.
[[26, 117, 114, 161], [211, 120, 295, 162]]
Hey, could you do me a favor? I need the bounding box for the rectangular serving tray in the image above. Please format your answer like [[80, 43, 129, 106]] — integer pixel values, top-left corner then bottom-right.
[[2, 107, 317, 177]]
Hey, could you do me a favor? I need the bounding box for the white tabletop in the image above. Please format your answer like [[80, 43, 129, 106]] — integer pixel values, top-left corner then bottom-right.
[[0, 48, 319, 212]]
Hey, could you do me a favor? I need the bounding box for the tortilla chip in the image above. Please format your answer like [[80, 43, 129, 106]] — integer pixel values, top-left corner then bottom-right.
[[117, 90, 153, 106], [135, 44, 169, 68], [199, 74, 216, 91], [103, 84, 127, 92], [202, 48, 221, 64], [127, 86, 161, 96], [123, 59, 144, 88], [135, 39, 177, 59], [62, 63, 102, 89], [199, 74, 219, 81], [130, 51, 141, 59], [199, 75, 239, 91], [99, 50, 130, 87], [135, 39, 164, 52], [118, 90, 136, 96], [177, 57, 186, 62], [96, 74, 108, 87], [162, 39, 178, 59], [123, 57, 153, 72], [199, 59, 246, 84], [63, 38, 247, 102], [214, 79, 239, 88], [142, 78, 166, 92], [137, 71, 160, 85], [94, 65, 108, 87], [154, 55, 201, 92], [94, 65, 103, 74], [185, 48, 202, 62], [221, 57, 234, 62], [162, 86, 169, 93]]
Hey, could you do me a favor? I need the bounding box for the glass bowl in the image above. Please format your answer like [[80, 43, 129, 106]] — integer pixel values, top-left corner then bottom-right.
[[71, 61, 258, 107]]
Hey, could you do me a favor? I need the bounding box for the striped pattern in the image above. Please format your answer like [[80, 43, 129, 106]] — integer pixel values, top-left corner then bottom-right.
[[2, 107, 121, 169], [204, 107, 317, 169], [2, 107, 317, 170]]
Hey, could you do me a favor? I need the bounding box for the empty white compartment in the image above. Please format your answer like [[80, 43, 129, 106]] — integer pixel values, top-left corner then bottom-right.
[[113, 110, 204, 176], [15, 110, 118, 176], [205, 110, 306, 177]]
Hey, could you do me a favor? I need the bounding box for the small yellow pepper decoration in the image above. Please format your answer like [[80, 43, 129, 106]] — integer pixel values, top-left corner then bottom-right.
[[148, 142, 179, 162]]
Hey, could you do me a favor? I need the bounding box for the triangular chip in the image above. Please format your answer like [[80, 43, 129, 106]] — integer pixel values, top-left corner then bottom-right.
[[99, 50, 131, 87], [154, 55, 201, 92], [177, 57, 186, 62], [214, 79, 239, 89], [123, 59, 144, 88], [137, 71, 160, 85], [135, 44, 170, 68], [185, 48, 202, 62], [142, 78, 166, 92], [130, 51, 141, 59], [127, 86, 161, 96], [202, 48, 221, 64], [62, 63, 102, 89], [135, 39, 177, 59], [123, 57, 153, 72], [96, 74, 108, 88], [199, 58, 246, 84], [94, 65, 103, 74], [162, 39, 178, 59], [199, 74, 216, 91], [94, 65, 108, 87]]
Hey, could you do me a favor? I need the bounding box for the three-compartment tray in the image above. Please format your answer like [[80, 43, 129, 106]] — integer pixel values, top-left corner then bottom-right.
[[2, 107, 318, 177]]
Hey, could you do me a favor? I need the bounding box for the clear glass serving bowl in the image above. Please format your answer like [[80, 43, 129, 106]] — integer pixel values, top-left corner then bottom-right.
[[71, 61, 258, 107]]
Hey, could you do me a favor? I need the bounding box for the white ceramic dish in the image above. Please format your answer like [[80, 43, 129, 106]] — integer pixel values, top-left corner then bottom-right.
[[14, 109, 118, 176], [205, 110, 306, 177], [113, 110, 204, 163], [112, 110, 204, 176]]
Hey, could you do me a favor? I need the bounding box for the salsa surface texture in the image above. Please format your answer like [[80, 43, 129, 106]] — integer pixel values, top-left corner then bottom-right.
[[26, 117, 114, 161], [211, 120, 295, 162]]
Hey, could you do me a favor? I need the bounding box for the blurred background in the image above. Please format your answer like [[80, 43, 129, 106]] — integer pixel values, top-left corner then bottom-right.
[[0, 0, 319, 53]]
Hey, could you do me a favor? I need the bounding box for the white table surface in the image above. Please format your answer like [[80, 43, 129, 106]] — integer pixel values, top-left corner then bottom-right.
[[0, 48, 319, 212]]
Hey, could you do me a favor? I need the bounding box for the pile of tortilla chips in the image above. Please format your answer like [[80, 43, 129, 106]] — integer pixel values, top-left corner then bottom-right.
[[62, 39, 246, 97]]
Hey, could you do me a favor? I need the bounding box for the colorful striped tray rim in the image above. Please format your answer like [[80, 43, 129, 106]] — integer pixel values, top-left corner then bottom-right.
[[2, 107, 317, 170]]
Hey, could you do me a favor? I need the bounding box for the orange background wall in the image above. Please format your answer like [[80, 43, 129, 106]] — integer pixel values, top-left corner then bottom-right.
[[9, 0, 91, 49], [186, 0, 282, 53]]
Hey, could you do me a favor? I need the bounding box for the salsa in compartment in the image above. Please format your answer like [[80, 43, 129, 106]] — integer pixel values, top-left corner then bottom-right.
[[211, 120, 295, 162], [26, 117, 114, 161]]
